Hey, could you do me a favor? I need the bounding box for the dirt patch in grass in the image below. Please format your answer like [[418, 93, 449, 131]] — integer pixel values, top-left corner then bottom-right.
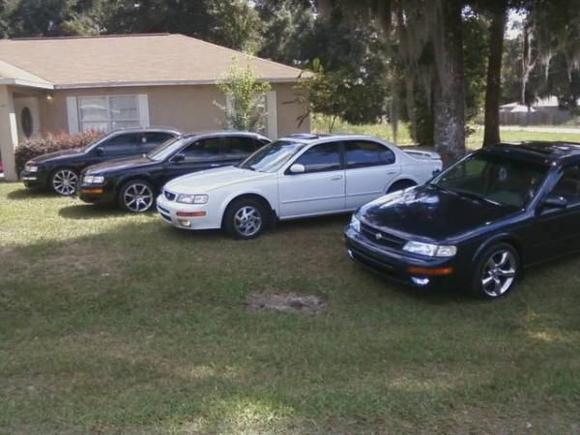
[[247, 292, 327, 314]]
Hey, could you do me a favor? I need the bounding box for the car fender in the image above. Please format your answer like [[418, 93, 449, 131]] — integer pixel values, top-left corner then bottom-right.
[[471, 232, 523, 265], [217, 188, 278, 221]]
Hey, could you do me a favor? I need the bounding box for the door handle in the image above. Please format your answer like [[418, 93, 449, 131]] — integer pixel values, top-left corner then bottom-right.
[[330, 175, 343, 181]]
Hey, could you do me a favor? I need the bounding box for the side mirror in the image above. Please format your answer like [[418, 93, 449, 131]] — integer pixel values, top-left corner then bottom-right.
[[542, 194, 568, 210], [289, 163, 306, 174], [95, 146, 105, 156], [171, 153, 185, 164]]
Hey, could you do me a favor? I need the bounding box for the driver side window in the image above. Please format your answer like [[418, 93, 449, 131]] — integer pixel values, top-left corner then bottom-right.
[[550, 165, 580, 205], [99, 133, 140, 154], [293, 142, 342, 173], [180, 138, 225, 162]]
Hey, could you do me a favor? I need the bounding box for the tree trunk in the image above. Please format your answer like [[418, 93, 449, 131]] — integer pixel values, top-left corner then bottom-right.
[[483, 5, 507, 147], [432, 0, 466, 164]]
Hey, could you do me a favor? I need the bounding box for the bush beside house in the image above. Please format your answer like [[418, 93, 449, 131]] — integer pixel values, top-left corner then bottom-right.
[[15, 131, 103, 175]]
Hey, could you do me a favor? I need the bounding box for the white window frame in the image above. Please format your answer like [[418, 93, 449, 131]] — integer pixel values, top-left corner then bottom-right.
[[67, 94, 150, 134]]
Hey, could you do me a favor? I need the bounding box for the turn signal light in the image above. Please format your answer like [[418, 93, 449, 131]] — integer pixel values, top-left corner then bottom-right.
[[407, 266, 454, 276], [176, 211, 207, 217], [81, 188, 104, 195]]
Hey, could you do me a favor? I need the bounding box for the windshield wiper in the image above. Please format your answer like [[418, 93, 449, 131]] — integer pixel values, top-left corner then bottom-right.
[[451, 189, 502, 206]]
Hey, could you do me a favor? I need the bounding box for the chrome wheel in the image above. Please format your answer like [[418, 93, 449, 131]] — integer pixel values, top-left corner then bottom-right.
[[51, 169, 78, 196], [233, 205, 262, 237], [123, 183, 154, 213], [481, 249, 517, 298]]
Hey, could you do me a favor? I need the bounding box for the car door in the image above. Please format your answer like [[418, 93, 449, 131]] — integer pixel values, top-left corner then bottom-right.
[[92, 132, 141, 161], [530, 164, 580, 259], [162, 136, 227, 184], [277, 141, 346, 218], [344, 140, 400, 209]]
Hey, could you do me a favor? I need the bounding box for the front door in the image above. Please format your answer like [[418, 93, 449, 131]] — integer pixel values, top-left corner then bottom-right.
[[278, 141, 346, 218], [162, 136, 230, 184], [531, 164, 580, 261]]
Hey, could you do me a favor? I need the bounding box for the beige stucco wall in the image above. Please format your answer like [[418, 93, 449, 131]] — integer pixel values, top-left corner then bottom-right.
[[38, 83, 310, 138]]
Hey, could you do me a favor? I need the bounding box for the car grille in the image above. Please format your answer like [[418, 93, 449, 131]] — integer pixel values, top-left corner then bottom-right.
[[360, 222, 406, 249], [164, 190, 176, 201]]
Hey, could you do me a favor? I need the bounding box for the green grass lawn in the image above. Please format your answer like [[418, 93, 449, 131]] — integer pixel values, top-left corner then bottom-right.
[[312, 116, 580, 150], [1, 183, 579, 433]]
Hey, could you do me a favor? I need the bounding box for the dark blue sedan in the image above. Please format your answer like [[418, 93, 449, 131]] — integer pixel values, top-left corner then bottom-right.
[[345, 142, 580, 299]]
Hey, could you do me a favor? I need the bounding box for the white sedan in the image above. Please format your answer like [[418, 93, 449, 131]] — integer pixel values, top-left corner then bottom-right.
[[156, 134, 442, 239]]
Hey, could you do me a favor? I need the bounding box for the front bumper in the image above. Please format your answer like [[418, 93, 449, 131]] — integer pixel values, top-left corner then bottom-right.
[[20, 169, 49, 189], [78, 183, 116, 204], [156, 194, 219, 231], [344, 226, 460, 290]]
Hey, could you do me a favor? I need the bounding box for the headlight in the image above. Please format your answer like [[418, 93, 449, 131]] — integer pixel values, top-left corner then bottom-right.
[[403, 241, 457, 258], [176, 194, 209, 205], [83, 175, 105, 184], [25, 164, 39, 173], [350, 214, 361, 232]]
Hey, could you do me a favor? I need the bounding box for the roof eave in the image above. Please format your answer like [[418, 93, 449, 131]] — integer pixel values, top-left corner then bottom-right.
[[0, 78, 54, 89], [54, 77, 303, 90]]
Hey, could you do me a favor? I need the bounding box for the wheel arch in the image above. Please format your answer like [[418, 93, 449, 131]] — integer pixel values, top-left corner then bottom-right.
[[387, 177, 420, 192], [220, 192, 277, 227], [472, 233, 523, 266], [116, 174, 156, 196]]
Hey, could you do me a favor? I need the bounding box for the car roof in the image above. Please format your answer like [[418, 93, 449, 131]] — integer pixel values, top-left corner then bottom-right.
[[482, 141, 580, 166], [109, 127, 181, 135], [179, 130, 270, 140], [278, 133, 387, 144]]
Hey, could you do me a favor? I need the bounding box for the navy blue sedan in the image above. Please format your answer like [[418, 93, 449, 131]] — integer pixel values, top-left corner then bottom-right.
[[345, 142, 580, 299]]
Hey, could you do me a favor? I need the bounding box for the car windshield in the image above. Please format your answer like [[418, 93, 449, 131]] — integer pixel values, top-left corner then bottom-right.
[[147, 137, 188, 161], [238, 140, 305, 172], [430, 152, 549, 209]]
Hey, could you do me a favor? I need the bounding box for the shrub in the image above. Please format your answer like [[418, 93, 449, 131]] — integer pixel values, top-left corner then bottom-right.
[[15, 130, 104, 175]]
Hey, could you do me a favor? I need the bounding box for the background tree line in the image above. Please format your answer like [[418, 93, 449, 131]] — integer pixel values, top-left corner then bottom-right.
[[1, 0, 579, 161]]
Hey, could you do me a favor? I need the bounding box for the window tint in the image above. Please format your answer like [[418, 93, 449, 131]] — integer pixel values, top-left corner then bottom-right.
[[99, 133, 140, 151], [226, 137, 259, 156], [143, 132, 174, 145], [294, 142, 342, 173], [345, 141, 395, 168], [181, 137, 224, 161], [551, 165, 580, 204]]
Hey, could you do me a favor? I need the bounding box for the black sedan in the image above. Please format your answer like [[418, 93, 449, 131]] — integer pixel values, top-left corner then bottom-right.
[[78, 131, 271, 213], [345, 142, 580, 299], [21, 128, 180, 196]]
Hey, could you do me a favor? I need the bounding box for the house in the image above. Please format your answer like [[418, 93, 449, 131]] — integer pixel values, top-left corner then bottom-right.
[[0, 33, 310, 181]]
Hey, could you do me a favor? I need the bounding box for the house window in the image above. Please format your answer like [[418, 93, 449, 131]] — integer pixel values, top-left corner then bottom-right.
[[67, 94, 150, 133]]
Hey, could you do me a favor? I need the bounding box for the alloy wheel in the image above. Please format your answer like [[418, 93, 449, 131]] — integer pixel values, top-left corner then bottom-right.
[[52, 169, 78, 196], [481, 249, 517, 297], [234, 205, 262, 237], [123, 183, 154, 213]]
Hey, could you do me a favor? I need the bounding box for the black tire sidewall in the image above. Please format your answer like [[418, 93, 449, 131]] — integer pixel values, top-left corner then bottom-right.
[[470, 242, 520, 300], [224, 199, 268, 240], [118, 179, 155, 213]]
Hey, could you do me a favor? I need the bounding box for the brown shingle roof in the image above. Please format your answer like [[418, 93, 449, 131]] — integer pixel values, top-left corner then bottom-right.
[[0, 33, 303, 89]]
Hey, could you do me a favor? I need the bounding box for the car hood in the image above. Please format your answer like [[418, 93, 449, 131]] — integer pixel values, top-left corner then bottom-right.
[[84, 156, 154, 174], [30, 148, 84, 164], [165, 166, 272, 193], [359, 185, 518, 242]]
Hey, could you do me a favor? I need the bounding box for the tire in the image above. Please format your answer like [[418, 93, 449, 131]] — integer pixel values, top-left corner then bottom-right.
[[50, 168, 79, 196], [387, 180, 417, 193], [470, 242, 520, 300], [223, 197, 270, 240], [118, 179, 155, 213]]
